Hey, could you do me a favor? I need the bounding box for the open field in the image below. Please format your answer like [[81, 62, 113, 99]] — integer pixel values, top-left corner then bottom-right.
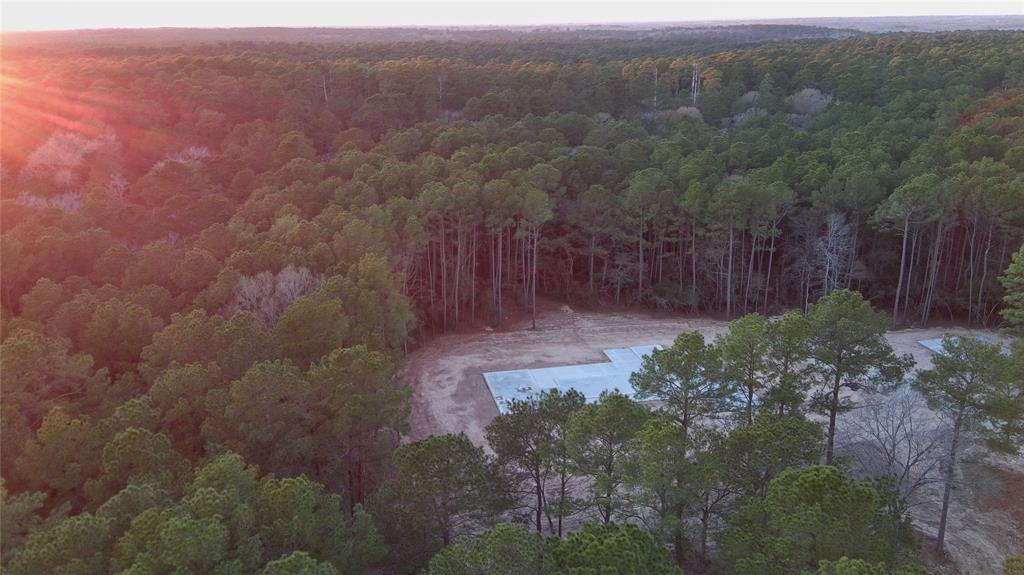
[[400, 302, 1022, 574]]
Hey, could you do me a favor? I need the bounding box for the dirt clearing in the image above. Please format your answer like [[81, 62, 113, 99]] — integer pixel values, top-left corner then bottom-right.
[[404, 304, 729, 444], [399, 303, 1021, 573]]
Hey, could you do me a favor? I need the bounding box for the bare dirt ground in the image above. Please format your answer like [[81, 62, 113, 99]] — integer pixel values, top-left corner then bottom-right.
[[399, 301, 1022, 574], [930, 453, 1024, 574]]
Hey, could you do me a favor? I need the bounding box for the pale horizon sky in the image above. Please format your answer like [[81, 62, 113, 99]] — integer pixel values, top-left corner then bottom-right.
[[1, 0, 1021, 32]]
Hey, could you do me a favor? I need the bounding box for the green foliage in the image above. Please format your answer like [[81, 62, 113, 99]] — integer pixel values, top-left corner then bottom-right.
[[260, 551, 339, 575], [720, 466, 912, 574], [630, 332, 729, 432], [918, 334, 1024, 501], [147, 363, 222, 456], [1, 483, 48, 555], [107, 452, 385, 574], [717, 313, 770, 423], [1001, 246, 1024, 334], [916, 335, 1023, 454], [210, 360, 335, 485], [621, 414, 711, 561], [15, 407, 104, 506], [872, 173, 952, 227], [18, 278, 66, 323], [424, 523, 553, 575], [424, 522, 681, 575], [762, 311, 813, 416], [140, 309, 278, 381], [319, 253, 416, 351], [1, 329, 112, 480], [308, 344, 408, 502], [256, 475, 386, 570], [551, 523, 680, 575], [273, 131, 317, 167], [375, 433, 513, 570], [814, 557, 924, 574], [95, 483, 172, 537], [719, 413, 823, 498], [485, 389, 585, 533], [274, 296, 349, 368], [5, 513, 112, 575], [79, 298, 163, 373], [85, 427, 190, 507], [805, 289, 912, 462], [567, 392, 650, 524], [1005, 555, 1024, 575], [173, 248, 221, 293]]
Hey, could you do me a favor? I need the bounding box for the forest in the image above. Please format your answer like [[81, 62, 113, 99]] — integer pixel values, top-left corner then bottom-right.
[[1, 25, 1024, 574]]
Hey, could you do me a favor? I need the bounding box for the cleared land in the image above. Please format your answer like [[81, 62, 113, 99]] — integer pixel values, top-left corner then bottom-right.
[[401, 303, 1021, 574]]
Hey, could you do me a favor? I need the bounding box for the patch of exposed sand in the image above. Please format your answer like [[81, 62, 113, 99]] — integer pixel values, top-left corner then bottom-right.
[[403, 305, 729, 444], [399, 304, 1020, 574]]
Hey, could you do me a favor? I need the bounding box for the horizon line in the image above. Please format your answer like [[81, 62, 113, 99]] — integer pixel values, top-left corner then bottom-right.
[[4, 13, 1023, 34]]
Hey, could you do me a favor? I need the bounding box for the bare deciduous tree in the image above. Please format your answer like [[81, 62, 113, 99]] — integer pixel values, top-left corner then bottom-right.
[[838, 385, 946, 508], [16, 192, 83, 214], [152, 146, 212, 172], [106, 174, 128, 201], [226, 265, 324, 325], [275, 265, 322, 307], [23, 130, 120, 185], [816, 213, 853, 296]]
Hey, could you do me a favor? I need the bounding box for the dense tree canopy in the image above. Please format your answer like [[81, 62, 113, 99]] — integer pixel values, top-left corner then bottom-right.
[[2, 23, 1023, 575]]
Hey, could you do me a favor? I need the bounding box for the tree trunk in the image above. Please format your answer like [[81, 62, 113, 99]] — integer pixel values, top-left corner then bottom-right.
[[454, 223, 462, 326], [428, 239, 436, 331], [825, 371, 841, 465], [746, 386, 755, 425], [490, 232, 496, 322], [691, 224, 698, 310], [589, 234, 596, 294], [673, 501, 686, 567], [637, 213, 644, 302], [521, 233, 528, 302], [967, 221, 978, 324], [976, 223, 994, 325], [678, 232, 684, 294], [535, 472, 544, 533], [904, 227, 920, 320], [558, 468, 567, 537], [936, 414, 963, 553], [744, 232, 758, 315], [763, 228, 777, 313], [497, 231, 503, 326], [471, 231, 477, 323], [441, 222, 448, 331], [726, 222, 734, 318], [846, 220, 859, 289], [921, 221, 943, 325], [892, 215, 910, 327], [700, 493, 711, 557], [531, 225, 539, 329]]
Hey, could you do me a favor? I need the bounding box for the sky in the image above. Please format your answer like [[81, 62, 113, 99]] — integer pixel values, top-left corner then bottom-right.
[[1, 0, 1021, 32]]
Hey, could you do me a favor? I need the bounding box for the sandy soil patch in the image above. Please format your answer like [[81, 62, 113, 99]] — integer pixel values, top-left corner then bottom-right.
[[399, 302, 1020, 573], [403, 303, 730, 444], [402, 302, 997, 445]]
